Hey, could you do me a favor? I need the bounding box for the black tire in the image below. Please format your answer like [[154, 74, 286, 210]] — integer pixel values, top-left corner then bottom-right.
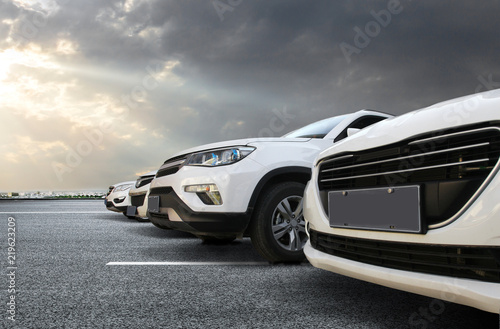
[[249, 182, 307, 263]]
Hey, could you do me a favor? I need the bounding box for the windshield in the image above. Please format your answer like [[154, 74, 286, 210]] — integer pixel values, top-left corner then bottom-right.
[[282, 115, 349, 138]]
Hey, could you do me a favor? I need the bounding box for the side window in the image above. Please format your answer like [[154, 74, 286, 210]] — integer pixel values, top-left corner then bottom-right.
[[334, 115, 387, 143]]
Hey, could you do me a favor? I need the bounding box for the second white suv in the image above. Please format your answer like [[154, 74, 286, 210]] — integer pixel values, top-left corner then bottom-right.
[[127, 170, 157, 221], [148, 110, 392, 262]]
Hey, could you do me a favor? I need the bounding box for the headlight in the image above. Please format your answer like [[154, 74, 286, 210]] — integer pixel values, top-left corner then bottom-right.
[[114, 184, 133, 192], [186, 147, 255, 167]]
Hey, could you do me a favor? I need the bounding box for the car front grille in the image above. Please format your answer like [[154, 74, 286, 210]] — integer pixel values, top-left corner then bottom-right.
[[309, 230, 500, 284], [131, 194, 146, 207], [135, 177, 154, 188], [318, 123, 500, 226], [149, 187, 174, 196], [156, 156, 187, 178]]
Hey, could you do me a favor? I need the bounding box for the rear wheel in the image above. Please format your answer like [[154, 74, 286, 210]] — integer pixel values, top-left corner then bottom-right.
[[249, 182, 307, 263]]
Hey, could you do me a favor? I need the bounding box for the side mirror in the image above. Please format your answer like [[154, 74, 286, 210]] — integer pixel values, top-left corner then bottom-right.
[[347, 128, 361, 137]]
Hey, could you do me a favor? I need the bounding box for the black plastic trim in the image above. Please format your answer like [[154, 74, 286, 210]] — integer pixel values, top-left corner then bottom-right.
[[247, 166, 311, 211], [148, 187, 250, 236], [310, 230, 500, 283]]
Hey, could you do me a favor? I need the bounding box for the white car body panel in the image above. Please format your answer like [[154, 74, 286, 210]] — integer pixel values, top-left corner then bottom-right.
[[150, 110, 391, 214], [316, 90, 500, 161], [304, 89, 500, 313], [151, 139, 332, 213], [129, 170, 157, 219], [105, 181, 135, 213], [304, 242, 500, 313]]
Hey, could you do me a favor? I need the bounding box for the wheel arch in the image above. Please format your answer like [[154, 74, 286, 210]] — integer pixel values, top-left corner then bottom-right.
[[246, 166, 311, 216]]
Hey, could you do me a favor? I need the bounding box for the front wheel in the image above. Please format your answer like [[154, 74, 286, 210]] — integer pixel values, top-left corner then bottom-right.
[[249, 182, 307, 263]]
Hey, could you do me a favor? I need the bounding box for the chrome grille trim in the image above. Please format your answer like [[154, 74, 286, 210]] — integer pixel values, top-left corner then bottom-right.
[[156, 157, 187, 178], [320, 158, 489, 183], [429, 155, 500, 229], [160, 158, 186, 169], [320, 142, 490, 175], [408, 127, 500, 146], [317, 124, 500, 229], [319, 154, 354, 166]]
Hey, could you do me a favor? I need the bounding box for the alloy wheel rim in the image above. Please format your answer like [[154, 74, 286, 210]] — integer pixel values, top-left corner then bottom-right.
[[271, 195, 306, 251]]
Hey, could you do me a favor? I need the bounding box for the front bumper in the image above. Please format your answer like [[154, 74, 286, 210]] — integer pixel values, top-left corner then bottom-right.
[[148, 186, 250, 237], [129, 187, 150, 219], [105, 191, 131, 213], [105, 200, 127, 212], [303, 159, 500, 313], [147, 157, 266, 235], [305, 241, 500, 313]]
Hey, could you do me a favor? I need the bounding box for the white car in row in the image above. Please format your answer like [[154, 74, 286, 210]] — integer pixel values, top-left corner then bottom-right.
[[105, 181, 135, 218], [127, 170, 157, 222], [304, 89, 500, 313], [147, 110, 392, 262]]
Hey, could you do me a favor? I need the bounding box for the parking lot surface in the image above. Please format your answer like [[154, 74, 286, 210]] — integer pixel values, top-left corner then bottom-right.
[[1, 200, 498, 328]]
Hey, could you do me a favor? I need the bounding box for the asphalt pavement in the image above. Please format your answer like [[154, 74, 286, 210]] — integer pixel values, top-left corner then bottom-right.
[[0, 200, 498, 328]]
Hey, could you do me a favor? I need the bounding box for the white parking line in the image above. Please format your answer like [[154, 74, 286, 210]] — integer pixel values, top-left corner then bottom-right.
[[106, 261, 270, 266], [0, 212, 111, 214]]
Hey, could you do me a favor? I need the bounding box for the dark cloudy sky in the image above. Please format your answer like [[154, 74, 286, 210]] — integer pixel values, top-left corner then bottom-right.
[[1, 0, 500, 191]]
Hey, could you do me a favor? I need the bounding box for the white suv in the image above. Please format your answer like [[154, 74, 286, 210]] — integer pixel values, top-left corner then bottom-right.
[[127, 170, 157, 221], [148, 110, 391, 262]]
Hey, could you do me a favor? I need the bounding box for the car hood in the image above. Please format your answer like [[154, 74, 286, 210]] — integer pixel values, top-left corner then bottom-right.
[[317, 89, 500, 159], [139, 170, 158, 178], [113, 180, 136, 188], [171, 137, 312, 158]]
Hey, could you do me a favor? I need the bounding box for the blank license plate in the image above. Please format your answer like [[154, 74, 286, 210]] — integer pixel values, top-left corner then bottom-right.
[[148, 195, 160, 213], [328, 185, 422, 233], [126, 206, 137, 217]]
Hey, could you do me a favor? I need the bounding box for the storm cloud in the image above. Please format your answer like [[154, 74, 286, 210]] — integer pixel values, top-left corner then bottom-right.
[[1, 0, 500, 191]]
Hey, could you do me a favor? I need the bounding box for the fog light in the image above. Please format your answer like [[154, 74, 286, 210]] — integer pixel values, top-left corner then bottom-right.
[[114, 196, 126, 203], [184, 184, 223, 205]]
